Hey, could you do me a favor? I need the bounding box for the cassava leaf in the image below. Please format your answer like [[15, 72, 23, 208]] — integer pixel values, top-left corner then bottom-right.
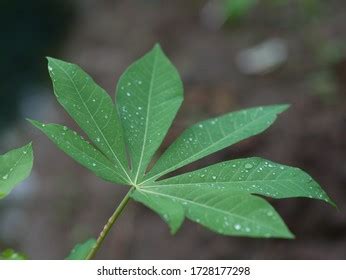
[[152, 157, 333, 204], [116, 44, 183, 183], [29, 120, 128, 184], [0, 143, 33, 199], [66, 239, 96, 260], [47, 57, 130, 183], [132, 186, 293, 238], [0, 249, 27, 260], [144, 105, 288, 183], [34, 44, 333, 241]]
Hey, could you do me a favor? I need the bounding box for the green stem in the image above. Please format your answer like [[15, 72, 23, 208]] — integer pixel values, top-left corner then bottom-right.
[[87, 187, 135, 260]]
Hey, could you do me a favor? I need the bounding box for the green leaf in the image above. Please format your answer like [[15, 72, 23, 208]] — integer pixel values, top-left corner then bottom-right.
[[34, 44, 333, 241], [144, 105, 289, 183], [47, 57, 130, 183], [0, 249, 28, 260], [134, 157, 333, 236], [153, 157, 333, 204], [66, 239, 96, 260], [0, 143, 33, 199], [29, 120, 127, 184], [116, 44, 183, 183], [133, 186, 293, 238]]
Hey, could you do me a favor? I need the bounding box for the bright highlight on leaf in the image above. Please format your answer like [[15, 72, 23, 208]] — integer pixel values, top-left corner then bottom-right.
[[31, 44, 334, 241], [66, 239, 96, 260], [0, 143, 33, 199]]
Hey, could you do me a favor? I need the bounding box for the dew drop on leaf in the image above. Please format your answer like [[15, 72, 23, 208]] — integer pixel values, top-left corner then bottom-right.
[[244, 163, 253, 169]]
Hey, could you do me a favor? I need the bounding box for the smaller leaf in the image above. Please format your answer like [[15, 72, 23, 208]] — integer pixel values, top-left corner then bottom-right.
[[136, 186, 294, 238], [131, 189, 184, 234], [47, 57, 130, 181], [116, 44, 183, 183], [0, 143, 33, 199], [153, 157, 334, 205], [29, 120, 128, 185], [145, 105, 289, 183], [0, 249, 27, 260], [66, 239, 96, 260]]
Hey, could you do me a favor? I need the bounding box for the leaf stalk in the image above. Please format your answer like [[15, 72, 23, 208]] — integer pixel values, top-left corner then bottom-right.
[[86, 187, 135, 259]]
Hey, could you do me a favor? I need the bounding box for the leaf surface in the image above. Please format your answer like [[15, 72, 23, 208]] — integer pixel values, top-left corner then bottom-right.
[[66, 239, 96, 260], [0, 143, 33, 199], [47, 57, 130, 182], [116, 45, 183, 183], [145, 105, 288, 183], [133, 186, 293, 238], [152, 157, 333, 204]]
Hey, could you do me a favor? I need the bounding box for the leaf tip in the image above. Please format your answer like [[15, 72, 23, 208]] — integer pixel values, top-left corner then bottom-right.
[[153, 43, 162, 51], [275, 103, 291, 114]]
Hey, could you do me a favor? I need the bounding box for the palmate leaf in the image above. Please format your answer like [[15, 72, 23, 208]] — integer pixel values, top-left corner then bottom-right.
[[0, 143, 33, 199], [32, 44, 334, 241]]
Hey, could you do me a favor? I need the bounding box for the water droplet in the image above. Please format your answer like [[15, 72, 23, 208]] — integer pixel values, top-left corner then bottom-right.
[[138, 106, 142, 110], [105, 115, 108, 119], [212, 176, 216, 180], [267, 211, 273, 216], [198, 124, 203, 128], [96, 137, 100, 142], [92, 163, 96, 167], [92, 99, 96, 102], [245, 227, 251, 232], [245, 163, 253, 169], [2, 174, 8, 180], [138, 80, 142, 85], [63, 126, 68, 131], [126, 92, 131, 96], [234, 224, 241, 230], [48, 66, 53, 71]]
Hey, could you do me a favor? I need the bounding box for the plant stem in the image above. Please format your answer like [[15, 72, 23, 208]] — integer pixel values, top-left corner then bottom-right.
[[87, 187, 135, 260]]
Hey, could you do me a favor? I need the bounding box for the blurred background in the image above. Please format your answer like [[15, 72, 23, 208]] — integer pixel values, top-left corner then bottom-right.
[[0, 0, 345, 259]]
